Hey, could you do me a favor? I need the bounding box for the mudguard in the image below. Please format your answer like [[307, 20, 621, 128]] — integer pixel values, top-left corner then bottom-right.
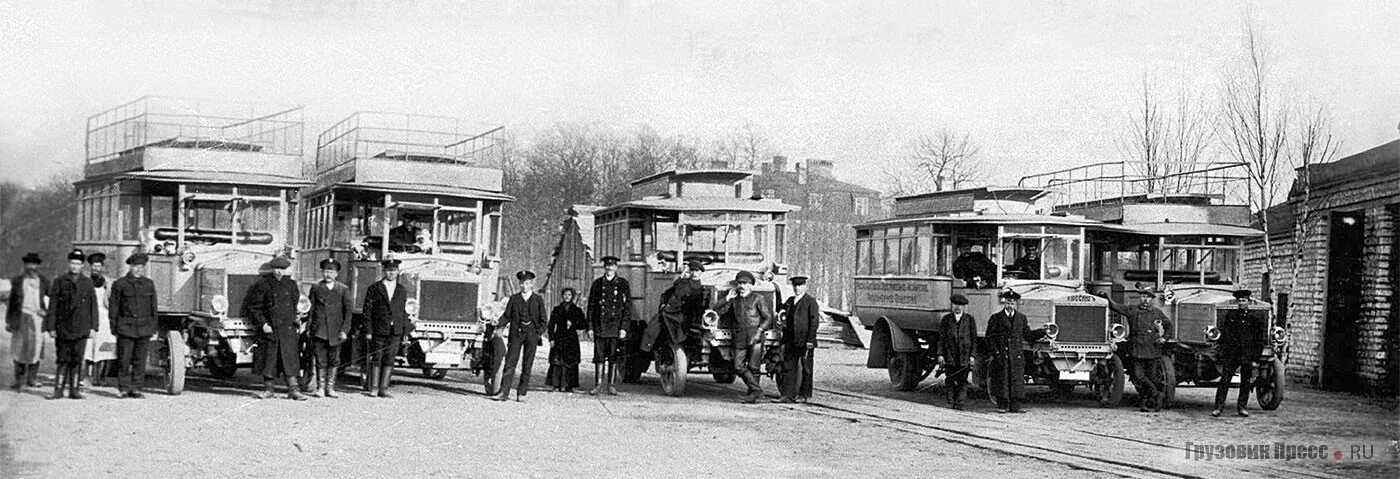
[[866, 318, 919, 368]]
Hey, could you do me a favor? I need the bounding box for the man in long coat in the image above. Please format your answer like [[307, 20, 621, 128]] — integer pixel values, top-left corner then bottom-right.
[[109, 253, 157, 398], [364, 258, 413, 398], [1213, 289, 1265, 418], [587, 256, 631, 395], [776, 275, 820, 403], [985, 290, 1048, 413], [1108, 289, 1174, 412], [711, 270, 774, 404], [938, 293, 977, 410], [245, 256, 307, 401], [44, 249, 99, 399], [7, 252, 49, 390], [307, 258, 352, 398], [493, 270, 547, 402]]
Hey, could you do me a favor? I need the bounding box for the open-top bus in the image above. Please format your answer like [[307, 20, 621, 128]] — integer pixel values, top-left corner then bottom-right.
[[1024, 161, 1286, 409], [591, 169, 799, 396], [75, 96, 309, 394], [298, 112, 510, 387]]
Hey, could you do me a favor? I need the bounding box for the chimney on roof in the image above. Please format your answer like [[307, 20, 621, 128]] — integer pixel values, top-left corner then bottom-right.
[[796, 161, 808, 185], [810, 159, 834, 179], [771, 155, 788, 174]]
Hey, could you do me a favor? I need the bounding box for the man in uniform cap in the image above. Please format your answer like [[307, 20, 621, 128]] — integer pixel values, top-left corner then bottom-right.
[[1106, 288, 1174, 412], [985, 290, 1049, 413], [109, 252, 157, 398], [775, 275, 820, 403], [245, 256, 307, 400], [306, 258, 353, 398], [938, 293, 978, 410], [1213, 289, 1264, 418], [711, 270, 775, 403], [44, 249, 100, 399], [492, 270, 547, 402], [363, 257, 413, 398], [587, 255, 631, 395]]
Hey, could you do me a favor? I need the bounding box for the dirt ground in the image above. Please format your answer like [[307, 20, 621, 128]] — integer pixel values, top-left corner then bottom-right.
[[2, 332, 1397, 478]]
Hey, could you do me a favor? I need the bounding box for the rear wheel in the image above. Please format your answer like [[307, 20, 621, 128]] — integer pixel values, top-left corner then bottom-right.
[[888, 349, 923, 392], [659, 343, 689, 397], [165, 330, 188, 396], [1093, 355, 1125, 407], [1255, 358, 1285, 410]]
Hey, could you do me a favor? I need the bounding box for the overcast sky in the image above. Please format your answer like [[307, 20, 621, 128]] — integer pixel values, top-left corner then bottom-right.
[[1, 0, 1396, 190]]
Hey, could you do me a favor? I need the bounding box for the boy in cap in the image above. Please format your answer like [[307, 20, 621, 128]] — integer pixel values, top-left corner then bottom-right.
[[1213, 289, 1264, 418], [776, 275, 819, 403], [938, 293, 977, 410], [985, 290, 1049, 413], [44, 249, 100, 399], [587, 256, 631, 395], [307, 258, 353, 397], [109, 253, 158, 398], [711, 270, 774, 403], [245, 256, 307, 401], [492, 270, 547, 402], [364, 258, 413, 398]]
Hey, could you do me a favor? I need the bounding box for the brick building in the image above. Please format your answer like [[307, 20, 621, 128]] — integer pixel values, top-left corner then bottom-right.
[[754, 156, 886, 310], [1242, 139, 1399, 393]]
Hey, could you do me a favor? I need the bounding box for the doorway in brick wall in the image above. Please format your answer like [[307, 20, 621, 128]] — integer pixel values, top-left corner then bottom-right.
[[1322, 210, 1366, 391]]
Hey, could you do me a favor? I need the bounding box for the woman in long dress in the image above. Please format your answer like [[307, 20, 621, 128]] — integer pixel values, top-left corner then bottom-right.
[[545, 288, 586, 392], [83, 253, 118, 388]]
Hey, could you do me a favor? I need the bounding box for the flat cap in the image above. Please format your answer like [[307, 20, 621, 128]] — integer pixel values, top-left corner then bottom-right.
[[268, 257, 292, 269], [950, 293, 969, 305], [87, 252, 106, 264], [685, 259, 705, 272], [1233, 289, 1252, 299], [125, 253, 148, 265], [21, 252, 42, 264], [734, 270, 756, 284], [789, 275, 808, 286]]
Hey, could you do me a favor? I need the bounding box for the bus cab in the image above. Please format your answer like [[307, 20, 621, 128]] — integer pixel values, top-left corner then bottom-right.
[[299, 112, 510, 380], [76, 97, 308, 393]]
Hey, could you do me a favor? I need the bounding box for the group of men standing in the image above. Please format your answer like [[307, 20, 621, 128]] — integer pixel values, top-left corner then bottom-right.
[[7, 250, 158, 399]]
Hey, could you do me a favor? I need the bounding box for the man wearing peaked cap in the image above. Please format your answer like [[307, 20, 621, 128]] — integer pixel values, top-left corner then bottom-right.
[[44, 249, 100, 399], [776, 275, 820, 403], [244, 256, 306, 401], [588, 255, 631, 395], [493, 270, 547, 402], [938, 293, 978, 410], [8, 253, 49, 390], [109, 251, 156, 397], [1105, 288, 1173, 412], [306, 257, 352, 398], [985, 289, 1050, 413], [1213, 289, 1264, 418], [712, 269, 774, 403], [364, 254, 413, 398]]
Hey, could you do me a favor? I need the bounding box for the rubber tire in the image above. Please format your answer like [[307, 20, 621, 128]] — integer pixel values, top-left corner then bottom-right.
[[1160, 354, 1177, 408], [659, 343, 689, 397], [165, 330, 188, 396], [207, 346, 237, 380], [888, 350, 922, 392], [423, 368, 448, 380], [1255, 357, 1285, 410], [712, 372, 736, 384], [1095, 355, 1125, 408]]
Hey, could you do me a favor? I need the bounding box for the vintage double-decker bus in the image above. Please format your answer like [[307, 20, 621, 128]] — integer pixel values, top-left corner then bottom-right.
[[1025, 161, 1286, 409], [298, 112, 510, 387], [853, 187, 1128, 406], [590, 169, 798, 396], [75, 97, 309, 394]]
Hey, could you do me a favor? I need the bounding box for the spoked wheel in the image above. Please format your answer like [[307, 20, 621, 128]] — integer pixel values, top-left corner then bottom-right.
[[164, 330, 188, 396], [658, 342, 689, 397], [1092, 355, 1125, 407], [1255, 358, 1285, 410], [887, 349, 923, 391]]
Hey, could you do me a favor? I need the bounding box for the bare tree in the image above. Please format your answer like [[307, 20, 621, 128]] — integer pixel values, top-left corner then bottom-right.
[[1122, 75, 1217, 194], [883, 129, 982, 196], [1219, 18, 1291, 294], [1284, 106, 1341, 320], [711, 123, 775, 170]]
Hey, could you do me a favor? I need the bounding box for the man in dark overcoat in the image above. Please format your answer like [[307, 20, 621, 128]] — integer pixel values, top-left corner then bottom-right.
[[642, 259, 707, 357], [1213, 289, 1265, 418], [245, 256, 307, 401], [938, 293, 977, 410], [1108, 288, 1174, 412], [985, 290, 1048, 413], [493, 270, 547, 402], [587, 256, 631, 395], [44, 249, 99, 399], [8, 252, 49, 390], [711, 270, 774, 404], [307, 257, 353, 398], [363, 258, 413, 398], [109, 253, 157, 398], [775, 275, 820, 403]]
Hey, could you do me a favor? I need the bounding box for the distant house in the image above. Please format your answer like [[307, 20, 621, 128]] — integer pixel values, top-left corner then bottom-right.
[[1242, 139, 1399, 393], [754, 156, 886, 310]]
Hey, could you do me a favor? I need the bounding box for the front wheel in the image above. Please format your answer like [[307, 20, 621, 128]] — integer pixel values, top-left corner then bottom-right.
[[165, 330, 188, 396], [888, 350, 922, 392], [1093, 355, 1125, 407], [1255, 357, 1285, 410], [659, 343, 689, 397]]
